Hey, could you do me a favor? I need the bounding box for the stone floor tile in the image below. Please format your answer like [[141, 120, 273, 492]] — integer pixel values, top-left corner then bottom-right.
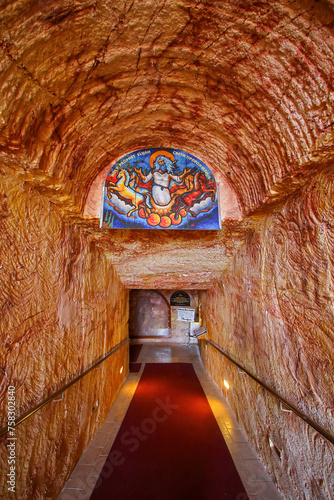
[[99, 420, 115, 433], [237, 469, 261, 495], [77, 445, 103, 466], [229, 427, 249, 443], [253, 480, 283, 500], [227, 441, 261, 461], [58, 489, 82, 500], [238, 464, 269, 486], [215, 418, 232, 435], [88, 431, 110, 448], [66, 464, 93, 490], [240, 459, 273, 482], [79, 473, 99, 497], [100, 439, 114, 456], [78, 490, 93, 500], [90, 454, 108, 477]]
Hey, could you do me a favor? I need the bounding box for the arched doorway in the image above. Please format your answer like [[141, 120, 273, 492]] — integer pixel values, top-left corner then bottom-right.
[[129, 290, 171, 338]]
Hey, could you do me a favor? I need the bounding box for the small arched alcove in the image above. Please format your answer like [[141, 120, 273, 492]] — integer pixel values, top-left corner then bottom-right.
[[129, 290, 171, 339]]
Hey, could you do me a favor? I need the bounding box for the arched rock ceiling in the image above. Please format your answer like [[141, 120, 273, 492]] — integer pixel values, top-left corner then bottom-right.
[[1, 0, 334, 217]]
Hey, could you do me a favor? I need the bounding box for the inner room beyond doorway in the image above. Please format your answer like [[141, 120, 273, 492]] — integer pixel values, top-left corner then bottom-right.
[[129, 289, 200, 343]]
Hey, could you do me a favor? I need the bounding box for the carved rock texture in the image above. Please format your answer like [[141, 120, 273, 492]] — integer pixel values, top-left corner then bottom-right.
[[1, 0, 334, 213], [199, 163, 334, 499], [0, 157, 129, 498], [0, 0, 334, 499]]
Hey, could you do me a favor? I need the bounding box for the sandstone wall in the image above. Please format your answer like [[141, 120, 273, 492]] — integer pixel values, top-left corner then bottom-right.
[[199, 164, 334, 500], [1, 1, 334, 498], [0, 155, 129, 499]]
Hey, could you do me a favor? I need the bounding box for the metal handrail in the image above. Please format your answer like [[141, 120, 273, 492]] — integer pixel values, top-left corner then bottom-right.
[[0, 338, 130, 438], [206, 339, 334, 445]]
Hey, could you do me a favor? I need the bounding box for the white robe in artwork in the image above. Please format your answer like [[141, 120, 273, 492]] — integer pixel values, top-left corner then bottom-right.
[[143, 171, 182, 206]]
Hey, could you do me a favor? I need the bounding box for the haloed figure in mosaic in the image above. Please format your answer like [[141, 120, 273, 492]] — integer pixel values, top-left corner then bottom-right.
[[102, 147, 220, 229], [135, 152, 190, 206]]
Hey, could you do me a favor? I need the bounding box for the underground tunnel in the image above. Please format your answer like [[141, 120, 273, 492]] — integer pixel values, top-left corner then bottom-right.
[[0, 0, 334, 498]]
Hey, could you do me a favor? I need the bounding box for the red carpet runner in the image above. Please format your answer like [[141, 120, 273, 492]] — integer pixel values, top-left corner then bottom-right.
[[90, 363, 249, 500]]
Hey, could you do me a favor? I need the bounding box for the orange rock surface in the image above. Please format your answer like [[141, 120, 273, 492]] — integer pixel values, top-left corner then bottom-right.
[[0, 0, 334, 498]]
